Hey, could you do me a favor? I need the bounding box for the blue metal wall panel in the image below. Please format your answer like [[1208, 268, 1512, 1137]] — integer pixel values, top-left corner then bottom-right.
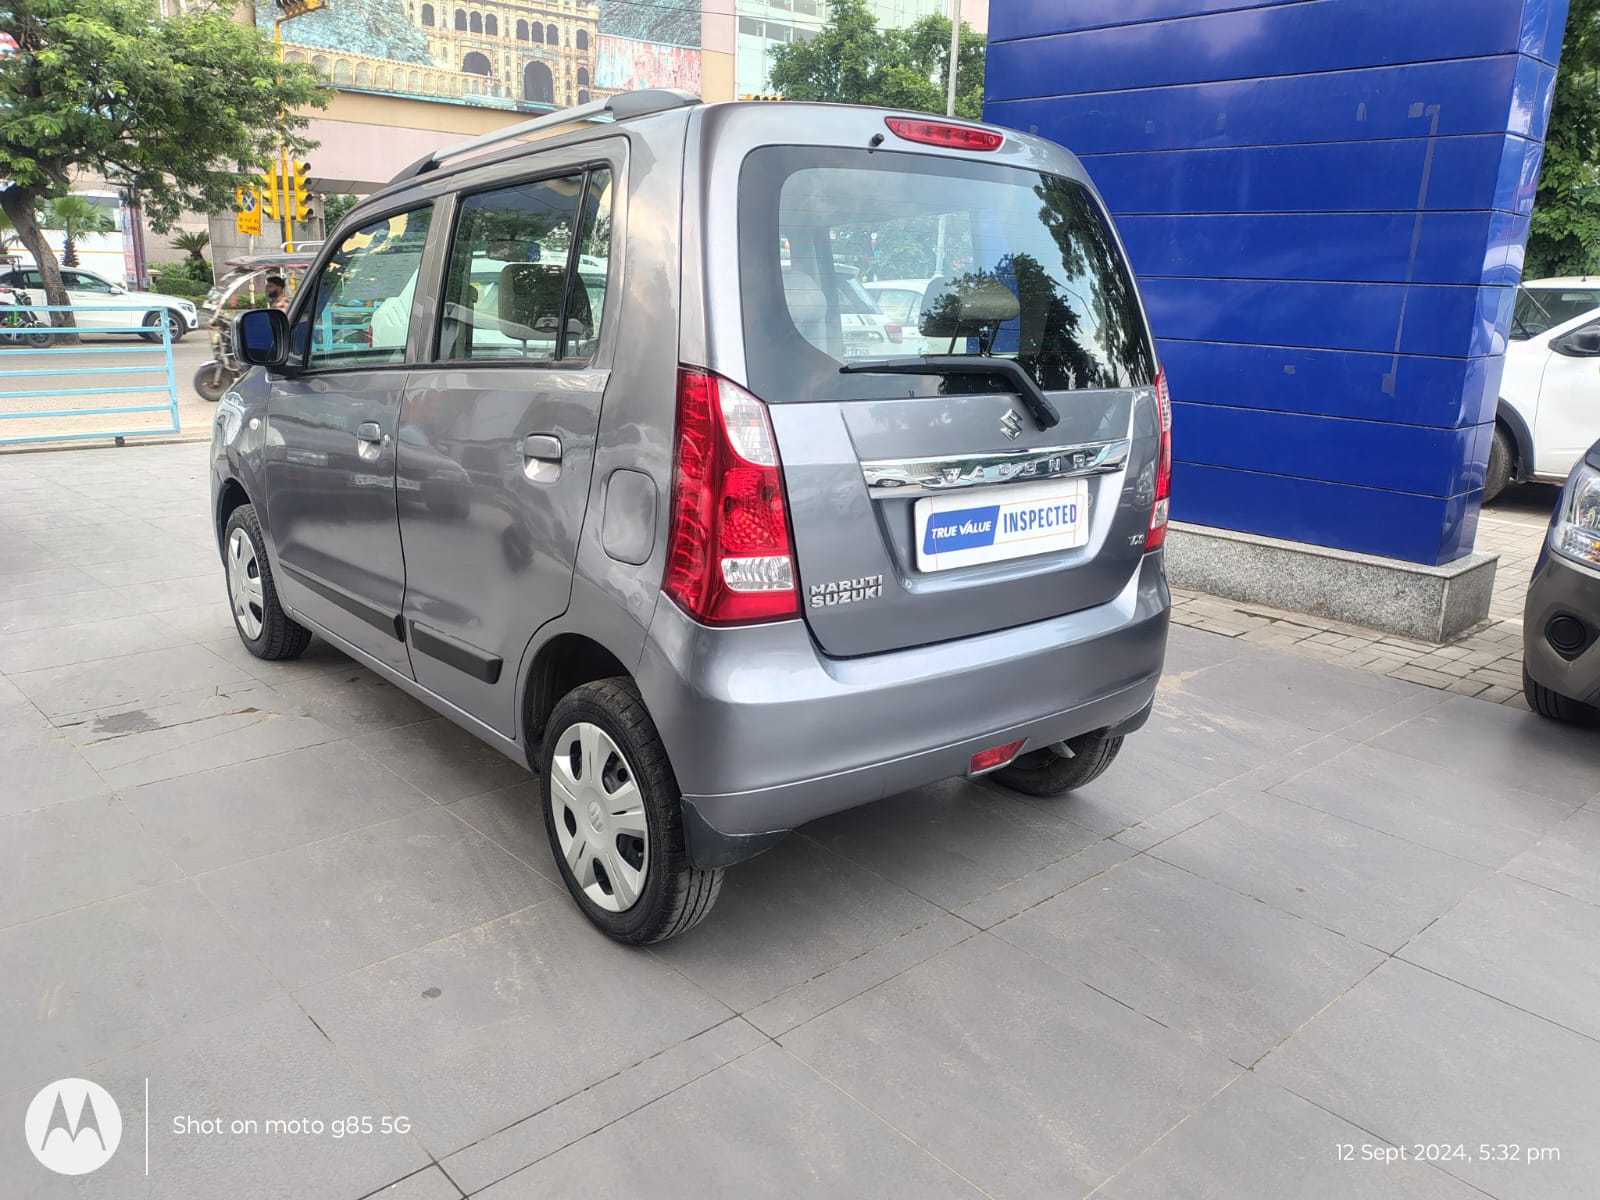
[[1142, 279, 1512, 358], [1173, 463, 1481, 564], [1155, 341, 1504, 429], [988, 57, 1545, 154], [1082, 136, 1528, 216], [988, 0, 1564, 564], [1117, 212, 1502, 285], [987, 0, 1563, 102], [1172, 404, 1489, 495]]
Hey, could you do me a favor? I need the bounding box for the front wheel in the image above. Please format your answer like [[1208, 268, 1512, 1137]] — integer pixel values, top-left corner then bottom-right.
[[991, 731, 1124, 797], [541, 678, 721, 944], [222, 504, 311, 661], [142, 309, 186, 344], [1484, 422, 1513, 504], [1523, 669, 1597, 725]]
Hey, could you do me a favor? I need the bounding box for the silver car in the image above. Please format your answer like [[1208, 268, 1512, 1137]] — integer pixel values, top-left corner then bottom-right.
[[212, 91, 1171, 943]]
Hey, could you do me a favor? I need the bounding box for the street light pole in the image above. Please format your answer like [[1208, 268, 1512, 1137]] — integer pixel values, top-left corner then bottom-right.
[[946, 0, 962, 117]]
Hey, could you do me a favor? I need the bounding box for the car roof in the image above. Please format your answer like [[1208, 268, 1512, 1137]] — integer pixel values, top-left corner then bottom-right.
[[1521, 277, 1600, 288]]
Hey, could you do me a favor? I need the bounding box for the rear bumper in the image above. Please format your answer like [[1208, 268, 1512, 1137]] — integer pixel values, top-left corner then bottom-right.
[[637, 554, 1170, 868], [1524, 547, 1600, 706]]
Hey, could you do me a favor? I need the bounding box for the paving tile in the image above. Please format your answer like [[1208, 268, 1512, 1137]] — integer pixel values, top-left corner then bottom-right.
[[0, 720, 110, 816], [0, 795, 181, 928], [648, 835, 944, 1013], [995, 854, 1381, 1066], [199, 806, 559, 989], [0, 587, 127, 634], [0, 881, 277, 1085], [120, 572, 225, 614], [1400, 874, 1600, 1040], [1506, 807, 1600, 907], [1161, 624, 1248, 675], [203, 633, 356, 685], [123, 741, 437, 874], [781, 933, 1240, 1200], [152, 600, 239, 644], [445, 781, 558, 881], [1177, 647, 1418, 733], [804, 777, 1104, 910], [1258, 959, 1600, 1200], [1151, 792, 1490, 952], [474, 1043, 982, 1200], [355, 718, 532, 803], [0, 996, 430, 1200], [8, 643, 253, 719], [0, 564, 102, 603], [1272, 741, 1579, 868], [951, 838, 1132, 930], [1096, 1072, 1487, 1200], [296, 902, 732, 1158], [364, 1168, 465, 1200], [443, 1019, 766, 1195], [271, 669, 437, 737], [88, 707, 338, 792], [1369, 696, 1598, 803]]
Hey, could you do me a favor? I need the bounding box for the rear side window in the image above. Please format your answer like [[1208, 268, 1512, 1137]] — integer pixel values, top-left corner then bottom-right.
[[739, 147, 1155, 403], [436, 167, 613, 364]]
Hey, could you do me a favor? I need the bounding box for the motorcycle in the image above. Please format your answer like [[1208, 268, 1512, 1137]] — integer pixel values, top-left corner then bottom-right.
[[0, 285, 52, 348], [193, 251, 316, 401]]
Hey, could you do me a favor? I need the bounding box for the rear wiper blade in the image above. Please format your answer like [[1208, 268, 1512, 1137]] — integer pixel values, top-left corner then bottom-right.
[[840, 356, 1060, 431]]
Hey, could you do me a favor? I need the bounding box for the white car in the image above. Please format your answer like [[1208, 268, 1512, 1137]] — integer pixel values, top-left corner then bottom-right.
[[0, 265, 198, 342], [1512, 276, 1600, 340], [1494, 295, 1600, 501]]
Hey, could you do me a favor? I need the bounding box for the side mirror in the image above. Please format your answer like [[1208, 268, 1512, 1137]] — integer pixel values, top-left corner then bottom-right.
[[235, 309, 290, 368], [109, 285, 126, 295], [1552, 327, 1600, 357]]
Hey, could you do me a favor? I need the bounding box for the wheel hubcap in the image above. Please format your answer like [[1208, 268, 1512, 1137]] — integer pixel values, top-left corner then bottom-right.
[[226, 527, 265, 640], [548, 722, 648, 913]]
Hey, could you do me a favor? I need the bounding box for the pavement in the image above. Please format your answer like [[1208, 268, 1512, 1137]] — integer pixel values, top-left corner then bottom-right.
[[2, 440, 1597, 1199]]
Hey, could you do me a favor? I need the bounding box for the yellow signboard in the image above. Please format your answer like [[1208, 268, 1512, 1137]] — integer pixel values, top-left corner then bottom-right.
[[235, 186, 262, 237]]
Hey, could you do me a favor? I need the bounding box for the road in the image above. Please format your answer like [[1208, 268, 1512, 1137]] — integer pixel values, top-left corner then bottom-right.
[[0, 327, 219, 445]]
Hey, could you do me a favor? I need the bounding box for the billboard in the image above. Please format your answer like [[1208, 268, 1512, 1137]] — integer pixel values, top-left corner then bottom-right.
[[262, 0, 702, 112]]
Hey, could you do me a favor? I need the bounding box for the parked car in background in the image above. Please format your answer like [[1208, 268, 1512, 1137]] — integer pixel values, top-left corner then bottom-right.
[[1523, 436, 1600, 724], [863, 276, 947, 354], [1490, 302, 1600, 502], [211, 93, 1171, 944], [0, 265, 197, 342], [1512, 277, 1600, 340]]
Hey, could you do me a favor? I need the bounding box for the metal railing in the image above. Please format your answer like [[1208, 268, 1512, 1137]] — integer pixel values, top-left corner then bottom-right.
[[0, 304, 181, 445]]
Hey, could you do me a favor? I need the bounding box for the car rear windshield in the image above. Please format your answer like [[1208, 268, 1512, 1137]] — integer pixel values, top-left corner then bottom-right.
[[739, 146, 1155, 404]]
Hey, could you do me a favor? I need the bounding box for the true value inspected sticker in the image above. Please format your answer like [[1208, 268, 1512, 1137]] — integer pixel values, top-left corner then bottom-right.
[[915, 478, 1090, 572]]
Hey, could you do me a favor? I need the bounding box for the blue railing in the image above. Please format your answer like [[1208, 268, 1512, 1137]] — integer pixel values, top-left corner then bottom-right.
[[0, 304, 181, 445]]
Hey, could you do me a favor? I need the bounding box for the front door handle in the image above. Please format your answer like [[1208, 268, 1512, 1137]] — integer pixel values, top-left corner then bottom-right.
[[355, 421, 389, 462], [357, 421, 383, 441], [523, 434, 562, 483]]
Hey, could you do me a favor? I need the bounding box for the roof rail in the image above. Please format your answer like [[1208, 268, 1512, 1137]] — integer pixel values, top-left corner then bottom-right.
[[393, 89, 701, 183]]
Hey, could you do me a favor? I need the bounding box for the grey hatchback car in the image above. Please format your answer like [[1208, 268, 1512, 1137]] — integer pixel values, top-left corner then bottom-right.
[[212, 90, 1171, 942]]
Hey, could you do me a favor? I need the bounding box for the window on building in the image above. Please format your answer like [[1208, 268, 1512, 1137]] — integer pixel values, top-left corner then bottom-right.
[[575, 28, 587, 50], [545, 22, 557, 42], [463, 51, 491, 75], [453, 8, 466, 30], [578, 89, 590, 104], [469, 11, 481, 32], [523, 59, 554, 103], [530, 21, 544, 42], [484, 13, 497, 35], [515, 18, 527, 38], [420, 2, 433, 24], [576, 67, 588, 86]]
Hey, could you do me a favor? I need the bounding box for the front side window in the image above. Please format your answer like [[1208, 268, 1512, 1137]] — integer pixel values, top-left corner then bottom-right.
[[1512, 287, 1600, 340], [437, 167, 612, 363], [740, 147, 1155, 403], [68, 272, 114, 292], [300, 206, 432, 370]]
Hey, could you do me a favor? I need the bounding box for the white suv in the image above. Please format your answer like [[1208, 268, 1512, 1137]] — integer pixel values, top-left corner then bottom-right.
[[1491, 280, 1600, 501], [0, 265, 198, 343]]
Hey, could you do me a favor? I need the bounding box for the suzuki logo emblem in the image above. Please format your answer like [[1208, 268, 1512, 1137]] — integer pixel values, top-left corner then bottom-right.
[[25, 1078, 122, 1175], [999, 410, 1023, 440]]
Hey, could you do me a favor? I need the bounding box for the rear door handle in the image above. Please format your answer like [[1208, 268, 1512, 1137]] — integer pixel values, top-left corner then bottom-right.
[[355, 421, 389, 462], [357, 421, 383, 441], [522, 434, 563, 483]]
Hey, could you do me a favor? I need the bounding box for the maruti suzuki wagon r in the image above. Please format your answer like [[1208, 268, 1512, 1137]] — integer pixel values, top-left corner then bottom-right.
[[212, 90, 1171, 943]]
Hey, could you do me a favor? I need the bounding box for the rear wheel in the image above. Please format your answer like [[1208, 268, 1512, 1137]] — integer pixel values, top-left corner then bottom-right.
[[1523, 668, 1597, 725], [991, 731, 1124, 797], [1484, 422, 1514, 504], [541, 678, 721, 944], [223, 504, 311, 660]]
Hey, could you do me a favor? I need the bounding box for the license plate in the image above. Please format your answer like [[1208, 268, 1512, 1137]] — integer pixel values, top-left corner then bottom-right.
[[915, 479, 1089, 571]]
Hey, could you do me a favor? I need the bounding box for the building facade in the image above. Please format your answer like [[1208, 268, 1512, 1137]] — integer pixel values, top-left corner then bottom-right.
[[735, 0, 950, 97]]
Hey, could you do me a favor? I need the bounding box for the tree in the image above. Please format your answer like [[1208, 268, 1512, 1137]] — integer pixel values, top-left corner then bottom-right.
[[0, 209, 21, 260], [42, 196, 117, 268], [0, 0, 326, 331], [321, 193, 361, 233], [1527, 0, 1600, 277], [170, 230, 211, 267], [768, 0, 985, 121]]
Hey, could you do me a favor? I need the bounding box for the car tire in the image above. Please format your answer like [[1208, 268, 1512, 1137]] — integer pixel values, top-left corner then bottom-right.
[[541, 677, 722, 944], [1523, 668, 1597, 725], [991, 731, 1124, 797], [1484, 423, 1513, 504], [142, 309, 186, 344], [222, 504, 311, 661]]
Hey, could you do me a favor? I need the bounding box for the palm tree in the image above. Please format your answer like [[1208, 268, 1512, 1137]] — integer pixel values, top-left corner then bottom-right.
[[170, 229, 210, 266], [42, 196, 117, 267]]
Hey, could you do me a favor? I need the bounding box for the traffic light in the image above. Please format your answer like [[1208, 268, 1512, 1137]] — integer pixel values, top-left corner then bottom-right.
[[289, 161, 312, 223], [258, 166, 281, 222]]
